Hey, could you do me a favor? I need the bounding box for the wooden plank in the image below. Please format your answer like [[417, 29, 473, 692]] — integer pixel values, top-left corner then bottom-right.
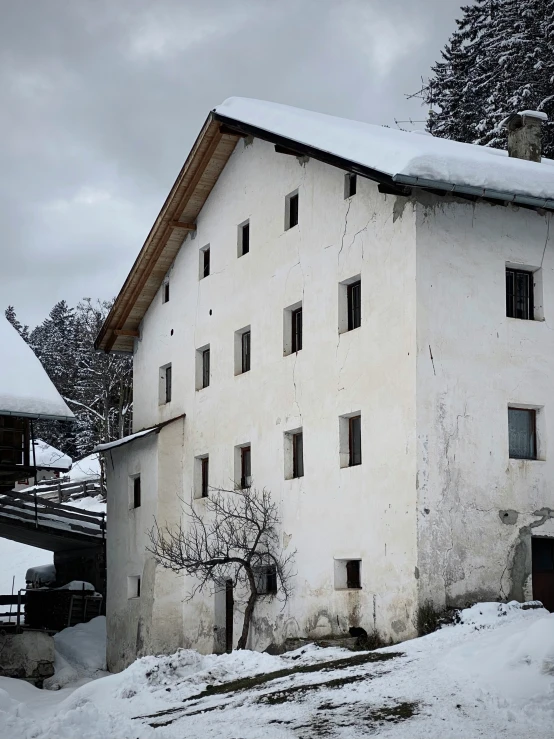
[[114, 329, 140, 337], [3, 491, 105, 518], [168, 221, 196, 231]]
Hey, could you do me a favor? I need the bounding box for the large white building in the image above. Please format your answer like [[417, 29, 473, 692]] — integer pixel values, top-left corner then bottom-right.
[[96, 100, 554, 672]]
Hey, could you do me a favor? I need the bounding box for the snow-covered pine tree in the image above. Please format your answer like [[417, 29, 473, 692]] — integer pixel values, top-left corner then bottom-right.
[[426, 0, 554, 158], [5, 306, 29, 341]]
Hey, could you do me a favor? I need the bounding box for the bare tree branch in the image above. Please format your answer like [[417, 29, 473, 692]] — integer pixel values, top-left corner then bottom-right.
[[147, 486, 296, 650]]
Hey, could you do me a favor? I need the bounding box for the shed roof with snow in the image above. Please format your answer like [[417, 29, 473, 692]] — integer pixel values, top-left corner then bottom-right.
[[31, 439, 72, 471], [96, 97, 554, 354], [0, 318, 75, 421]]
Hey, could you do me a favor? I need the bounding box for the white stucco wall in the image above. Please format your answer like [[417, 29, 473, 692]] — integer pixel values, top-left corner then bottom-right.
[[107, 135, 554, 669], [415, 195, 554, 609], [121, 136, 420, 661], [105, 420, 186, 672]]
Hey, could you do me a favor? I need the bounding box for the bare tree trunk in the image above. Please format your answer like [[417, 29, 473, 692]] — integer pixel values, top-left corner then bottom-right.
[[237, 570, 257, 650]]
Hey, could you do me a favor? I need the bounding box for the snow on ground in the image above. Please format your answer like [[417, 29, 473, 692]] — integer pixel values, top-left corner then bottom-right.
[[44, 617, 108, 691], [0, 601, 553, 738]]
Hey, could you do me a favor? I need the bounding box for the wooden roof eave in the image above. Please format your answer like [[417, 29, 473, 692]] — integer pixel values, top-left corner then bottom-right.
[[95, 114, 242, 353]]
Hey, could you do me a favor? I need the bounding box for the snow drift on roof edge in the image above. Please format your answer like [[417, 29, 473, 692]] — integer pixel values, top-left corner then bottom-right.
[[0, 318, 75, 420], [214, 97, 554, 201]]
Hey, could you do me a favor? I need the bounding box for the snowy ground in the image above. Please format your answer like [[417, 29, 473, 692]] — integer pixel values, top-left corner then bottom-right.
[[1, 601, 553, 738]]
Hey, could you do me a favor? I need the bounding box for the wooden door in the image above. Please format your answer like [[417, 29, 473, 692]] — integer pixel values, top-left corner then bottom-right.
[[532, 537, 554, 612]]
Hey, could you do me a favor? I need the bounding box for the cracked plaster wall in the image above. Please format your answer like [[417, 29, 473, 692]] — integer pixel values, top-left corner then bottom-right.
[[415, 195, 554, 609], [126, 136, 420, 652]]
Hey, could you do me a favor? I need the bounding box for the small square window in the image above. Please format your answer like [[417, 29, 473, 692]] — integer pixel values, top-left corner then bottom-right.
[[235, 327, 251, 375], [255, 564, 277, 594], [238, 220, 250, 257], [200, 245, 210, 279], [162, 281, 170, 304], [283, 301, 302, 357], [347, 281, 361, 331], [506, 268, 533, 320], [285, 191, 299, 230], [291, 308, 302, 353], [285, 427, 304, 479], [128, 575, 141, 599], [349, 415, 362, 466], [508, 407, 537, 460], [196, 344, 210, 390], [334, 559, 361, 589], [159, 364, 172, 404], [339, 276, 361, 334], [235, 444, 252, 489], [194, 454, 209, 498], [344, 173, 357, 198], [339, 412, 362, 468], [132, 476, 141, 509], [292, 432, 304, 478], [202, 348, 210, 389]]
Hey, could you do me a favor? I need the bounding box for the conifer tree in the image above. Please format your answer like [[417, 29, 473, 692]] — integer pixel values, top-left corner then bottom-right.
[[426, 0, 554, 158]]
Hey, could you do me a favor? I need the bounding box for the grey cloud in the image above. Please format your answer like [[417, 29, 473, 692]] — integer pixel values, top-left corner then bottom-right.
[[0, 0, 463, 325]]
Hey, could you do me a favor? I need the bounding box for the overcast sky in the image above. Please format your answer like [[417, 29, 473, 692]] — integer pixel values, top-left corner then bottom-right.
[[1, 0, 464, 327]]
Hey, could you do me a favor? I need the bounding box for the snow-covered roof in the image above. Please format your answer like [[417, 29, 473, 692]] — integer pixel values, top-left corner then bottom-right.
[[94, 426, 158, 452], [69, 452, 100, 481], [31, 439, 72, 471], [214, 97, 554, 204], [0, 318, 75, 421]]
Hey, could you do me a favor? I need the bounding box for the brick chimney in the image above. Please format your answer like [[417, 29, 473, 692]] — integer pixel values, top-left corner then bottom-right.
[[503, 110, 548, 163]]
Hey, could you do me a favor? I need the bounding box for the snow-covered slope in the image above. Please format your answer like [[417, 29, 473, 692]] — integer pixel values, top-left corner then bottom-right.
[[0, 601, 552, 738]]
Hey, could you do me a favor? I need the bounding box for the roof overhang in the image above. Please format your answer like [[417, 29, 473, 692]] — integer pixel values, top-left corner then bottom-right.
[[0, 409, 75, 422], [96, 108, 554, 354], [95, 115, 243, 353]]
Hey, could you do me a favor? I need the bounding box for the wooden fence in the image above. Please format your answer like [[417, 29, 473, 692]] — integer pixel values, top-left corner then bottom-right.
[[0, 489, 106, 539], [25, 477, 102, 503]]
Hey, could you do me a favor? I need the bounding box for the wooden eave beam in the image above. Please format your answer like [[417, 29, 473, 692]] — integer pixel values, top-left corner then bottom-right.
[[102, 122, 233, 353], [169, 221, 197, 231], [114, 329, 140, 338]]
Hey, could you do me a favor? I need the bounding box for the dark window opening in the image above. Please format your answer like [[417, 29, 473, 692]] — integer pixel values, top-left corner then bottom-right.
[[346, 560, 361, 589], [202, 348, 210, 389], [506, 268, 533, 320], [133, 476, 141, 509], [240, 222, 250, 256], [256, 564, 277, 594], [347, 281, 361, 331], [241, 331, 251, 373], [203, 247, 210, 278], [345, 173, 357, 198], [241, 446, 251, 489], [533, 538, 554, 572], [292, 432, 304, 478], [287, 192, 299, 229], [165, 365, 172, 403], [163, 281, 170, 303], [201, 457, 209, 498], [349, 415, 362, 466], [291, 307, 303, 353], [508, 408, 537, 460], [136, 577, 141, 597]]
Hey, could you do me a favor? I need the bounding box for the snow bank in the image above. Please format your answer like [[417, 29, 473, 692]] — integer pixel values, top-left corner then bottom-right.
[[215, 97, 554, 202], [0, 602, 553, 738], [0, 317, 74, 420]]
